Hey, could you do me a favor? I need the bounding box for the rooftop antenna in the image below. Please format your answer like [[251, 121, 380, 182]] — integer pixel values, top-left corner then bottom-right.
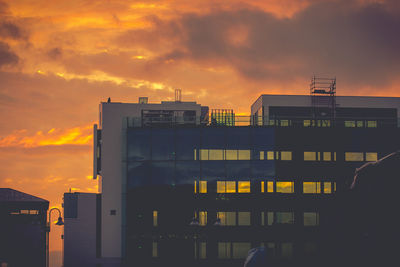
[[310, 75, 336, 126], [175, 89, 182, 102]]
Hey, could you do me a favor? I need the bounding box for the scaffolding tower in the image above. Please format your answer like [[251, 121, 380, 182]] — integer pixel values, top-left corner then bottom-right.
[[310, 76, 336, 126]]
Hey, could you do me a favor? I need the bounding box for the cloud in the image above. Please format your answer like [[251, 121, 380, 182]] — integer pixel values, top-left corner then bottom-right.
[[0, 21, 25, 39], [0, 41, 18, 66]]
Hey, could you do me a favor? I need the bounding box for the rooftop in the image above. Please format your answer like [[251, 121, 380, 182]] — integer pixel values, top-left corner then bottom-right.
[[0, 188, 48, 203]]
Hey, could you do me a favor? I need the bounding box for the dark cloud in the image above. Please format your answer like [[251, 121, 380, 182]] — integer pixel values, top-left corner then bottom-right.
[[0, 42, 18, 66], [47, 47, 63, 60], [0, 21, 23, 39]]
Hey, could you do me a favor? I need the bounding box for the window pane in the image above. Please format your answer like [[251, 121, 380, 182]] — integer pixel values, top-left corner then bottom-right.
[[199, 242, 206, 259], [261, 181, 265, 193], [238, 181, 250, 193], [304, 152, 316, 161], [303, 182, 321, 194], [226, 212, 236, 226], [200, 149, 208, 160], [226, 181, 236, 193], [209, 149, 224, 160], [267, 151, 274, 160], [356, 121, 364, 127], [345, 152, 363, 161], [367, 120, 377, 128], [218, 242, 230, 259], [304, 120, 311, 127], [345, 121, 356, 127], [199, 211, 207, 226], [217, 181, 226, 193], [238, 150, 251, 160], [323, 152, 331, 161], [267, 181, 274, 193], [304, 212, 319, 226], [260, 151, 264, 160], [281, 151, 292, 160], [152, 242, 158, 257], [199, 181, 207, 193], [366, 152, 377, 162], [276, 182, 294, 193], [153, 211, 158, 227], [281, 243, 293, 258], [226, 150, 238, 160], [324, 182, 332, 194], [233, 243, 251, 259], [276, 212, 294, 224], [280, 120, 289, 127], [238, 212, 250, 226]]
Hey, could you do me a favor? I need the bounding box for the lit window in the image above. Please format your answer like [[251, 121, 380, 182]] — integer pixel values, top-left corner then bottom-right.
[[199, 181, 207, 193], [226, 181, 236, 193], [238, 150, 251, 160], [276, 182, 294, 193], [232, 242, 251, 259], [367, 120, 377, 128], [280, 120, 289, 127], [260, 151, 264, 160], [281, 151, 292, 160], [226, 150, 238, 160], [199, 211, 207, 226], [320, 120, 331, 127], [153, 211, 158, 227], [152, 242, 158, 257], [275, 212, 294, 224], [238, 212, 251, 226], [324, 182, 332, 194], [194, 181, 197, 193], [366, 152, 378, 162], [238, 181, 250, 193], [195, 242, 207, 259], [218, 212, 236, 226], [267, 212, 274, 225], [218, 242, 231, 259], [200, 149, 208, 160], [304, 120, 311, 127], [194, 149, 197, 160], [267, 181, 274, 193], [217, 181, 226, 193], [323, 152, 331, 161], [304, 152, 316, 161], [275, 151, 280, 160], [304, 212, 319, 226], [209, 149, 224, 160], [345, 152, 364, 161], [267, 151, 274, 160], [345, 121, 356, 127], [261, 181, 265, 193], [356, 121, 364, 127], [303, 182, 321, 194]]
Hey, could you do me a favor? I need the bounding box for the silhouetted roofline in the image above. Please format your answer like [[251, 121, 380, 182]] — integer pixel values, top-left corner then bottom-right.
[[0, 188, 49, 203]]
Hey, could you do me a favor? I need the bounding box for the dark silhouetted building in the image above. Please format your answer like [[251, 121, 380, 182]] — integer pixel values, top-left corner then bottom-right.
[[0, 188, 49, 267]]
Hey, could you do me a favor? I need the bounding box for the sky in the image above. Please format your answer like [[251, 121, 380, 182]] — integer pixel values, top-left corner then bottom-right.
[[1, 0, 400, 259]]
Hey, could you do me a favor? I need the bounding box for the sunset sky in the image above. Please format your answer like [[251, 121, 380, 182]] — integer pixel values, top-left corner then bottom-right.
[[1, 0, 400, 256]]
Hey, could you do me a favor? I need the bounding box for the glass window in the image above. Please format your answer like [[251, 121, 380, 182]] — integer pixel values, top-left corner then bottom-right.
[[226, 150, 238, 160], [303, 182, 321, 194], [267, 151, 274, 160], [345, 121, 356, 127], [226, 181, 236, 193], [281, 243, 293, 259], [261, 181, 265, 193], [200, 149, 208, 160], [238, 181, 250, 193], [356, 121, 364, 127], [199, 242, 206, 259], [218, 212, 236, 226], [238, 150, 251, 160], [324, 182, 332, 194], [199, 181, 207, 193], [217, 181, 226, 193], [366, 152, 378, 162], [304, 120, 311, 127], [304, 212, 319, 226], [233, 243, 251, 259], [261, 211, 265, 226], [238, 212, 251, 226], [281, 151, 292, 160], [218, 242, 231, 259], [304, 152, 316, 161], [320, 120, 331, 127], [276, 212, 294, 224], [280, 120, 289, 127], [323, 152, 331, 161], [153, 211, 158, 227], [267, 212, 274, 226], [209, 149, 224, 160], [345, 152, 364, 161], [276, 182, 294, 193], [260, 151, 264, 160], [267, 181, 274, 193], [152, 242, 158, 257], [199, 211, 207, 226], [194, 181, 197, 193], [367, 120, 377, 128]]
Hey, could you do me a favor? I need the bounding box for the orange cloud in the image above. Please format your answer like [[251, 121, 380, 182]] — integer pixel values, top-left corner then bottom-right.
[[0, 125, 93, 148]]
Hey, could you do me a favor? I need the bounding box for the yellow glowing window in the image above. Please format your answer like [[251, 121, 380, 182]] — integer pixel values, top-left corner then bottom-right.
[[345, 121, 356, 127], [321, 120, 330, 127], [324, 182, 332, 194], [269, 119, 275, 126], [238, 150, 251, 160], [345, 152, 364, 161], [280, 120, 289, 126], [267, 181, 274, 193], [199, 181, 207, 193], [153, 210, 158, 227], [366, 152, 378, 162], [217, 181, 226, 193], [195, 242, 207, 259], [304, 212, 319, 226], [275, 151, 280, 160], [303, 182, 321, 194], [200, 149, 208, 160], [152, 242, 158, 257], [304, 120, 311, 127], [276, 182, 294, 193], [194, 149, 197, 160], [226, 181, 236, 193], [334, 152, 337, 161], [238, 212, 251, 226], [238, 181, 250, 193], [226, 150, 237, 160], [334, 182, 337, 192], [261, 181, 265, 193], [304, 152, 316, 161], [323, 152, 331, 161], [267, 151, 274, 160], [356, 121, 364, 127], [199, 211, 207, 226], [260, 151, 264, 160], [218, 212, 236, 226], [281, 151, 292, 161], [194, 181, 197, 193], [209, 149, 224, 160], [367, 120, 377, 128]]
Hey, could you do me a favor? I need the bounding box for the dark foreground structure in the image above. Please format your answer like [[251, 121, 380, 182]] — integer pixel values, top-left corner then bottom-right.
[[0, 188, 49, 267], [64, 83, 400, 267]]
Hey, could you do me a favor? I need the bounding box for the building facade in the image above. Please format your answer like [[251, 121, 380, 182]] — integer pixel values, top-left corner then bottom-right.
[[65, 94, 400, 266]]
